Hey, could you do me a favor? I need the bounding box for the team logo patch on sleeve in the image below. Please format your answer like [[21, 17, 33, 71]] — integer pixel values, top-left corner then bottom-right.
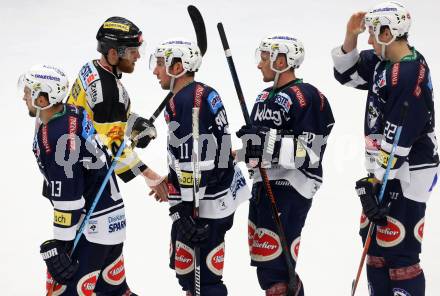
[[103, 254, 126, 285], [250, 228, 282, 262], [360, 212, 370, 229], [207, 90, 223, 114], [414, 217, 424, 244], [376, 217, 406, 247], [46, 271, 66, 295], [206, 242, 225, 276], [175, 241, 194, 275], [290, 236, 301, 262], [77, 270, 100, 296]]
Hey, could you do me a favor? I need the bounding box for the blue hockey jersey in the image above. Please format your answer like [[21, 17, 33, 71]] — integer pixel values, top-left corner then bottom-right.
[[33, 104, 126, 244], [164, 81, 250, 219], [332, 46, 439, 202], [249, 79, 335, 199]]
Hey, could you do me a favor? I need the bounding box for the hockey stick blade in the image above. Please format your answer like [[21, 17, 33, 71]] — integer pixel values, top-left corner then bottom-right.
[[188, 5, 207, 56]]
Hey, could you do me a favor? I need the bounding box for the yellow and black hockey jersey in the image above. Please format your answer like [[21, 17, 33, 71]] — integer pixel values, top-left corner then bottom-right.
[[67, 60, 147, 182]]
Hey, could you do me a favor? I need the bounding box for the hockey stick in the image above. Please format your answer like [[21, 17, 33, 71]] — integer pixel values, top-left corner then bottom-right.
[[192, 107, 201, 296], [217, 22, 297, 296], [351, 101, 409, 296], [46, 92, 174, 296]]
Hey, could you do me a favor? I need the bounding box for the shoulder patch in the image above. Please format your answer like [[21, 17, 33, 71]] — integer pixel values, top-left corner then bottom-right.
[[86, 79, 103, 108], [273, 92, 293, 113], [255, 91, 270, 103], [391, 63, 400, 87], [413, 64, 426, 98], [79, 62, 100, 89], [207, 90, 223, 114], [81, 110, 95, 140], [290, 85, 307, 108]]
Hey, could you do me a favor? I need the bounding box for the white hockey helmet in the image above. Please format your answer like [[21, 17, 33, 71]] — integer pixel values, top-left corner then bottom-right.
[[19, 65, 69, 110], [365, 1, 411, 46], [256, 35, 305, 73], [150, 38, 202, 78]]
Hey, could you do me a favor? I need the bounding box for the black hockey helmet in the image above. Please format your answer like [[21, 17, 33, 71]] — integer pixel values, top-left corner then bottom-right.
[[96, 16, 143, 56]]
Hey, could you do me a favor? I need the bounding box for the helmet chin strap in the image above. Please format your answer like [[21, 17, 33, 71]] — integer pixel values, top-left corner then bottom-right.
[[104, 54, 122, 79]]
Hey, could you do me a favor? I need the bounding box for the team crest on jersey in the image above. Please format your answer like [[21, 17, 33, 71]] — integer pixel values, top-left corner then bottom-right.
[[274, 92, 293, 113], [79, 62, 99, 89], [207, 90, 223, 114], [392, 288, 412, 296], [46, 272, 66, 295], [77, 270, 100, 296], [376, 217, 406, 247], [255, 91, 269, 103], [206, 242, 225, 276], [360, 212, 370, 229], [414, 217, 424, 243], [103, 254, 126, 285], [175, 241, 194, 275], [250, 227, 282, 262], [290, 236, 301, 262]]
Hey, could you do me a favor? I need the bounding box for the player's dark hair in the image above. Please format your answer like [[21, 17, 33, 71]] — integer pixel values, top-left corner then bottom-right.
[[171, 58, 195, 77], [380, 26, 408, 41]]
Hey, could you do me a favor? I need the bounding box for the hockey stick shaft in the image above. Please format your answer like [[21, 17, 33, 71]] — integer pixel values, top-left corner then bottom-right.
[[351, 101, 409, 296], [47, 92, 173, 296], [217, 22, 297, 296], [192, 107, 201, 296]]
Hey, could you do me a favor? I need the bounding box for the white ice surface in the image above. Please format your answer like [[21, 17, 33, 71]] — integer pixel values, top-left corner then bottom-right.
[[1, 0, 439, 295]]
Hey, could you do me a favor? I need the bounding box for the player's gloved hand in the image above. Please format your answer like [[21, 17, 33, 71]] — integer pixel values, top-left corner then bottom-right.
[[131, 116, 157, 148], [355, 177, 389, 226], [40, 239, 79, 284], [169, 201, 209, 244]]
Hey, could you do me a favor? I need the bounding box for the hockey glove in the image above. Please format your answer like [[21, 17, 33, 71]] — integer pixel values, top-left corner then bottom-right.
[[131, 116, 157, 148], [169, 202, 209, 245], [355, 177, 389, 226], [40, 239, 79, 284]]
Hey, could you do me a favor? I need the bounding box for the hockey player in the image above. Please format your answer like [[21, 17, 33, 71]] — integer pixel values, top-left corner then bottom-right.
[[150, 39, 250, 296], [235, 35, 335, 295], [67, 16, 167, 200], [332, 2, 438, 295], [19, 64, 137, 295]]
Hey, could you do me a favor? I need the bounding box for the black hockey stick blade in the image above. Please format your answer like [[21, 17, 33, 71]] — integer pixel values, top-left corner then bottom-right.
[[187, 5, 207, 56]]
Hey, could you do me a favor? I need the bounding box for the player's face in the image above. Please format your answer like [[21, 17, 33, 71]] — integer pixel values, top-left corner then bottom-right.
[[118, 47, 140, 73], [258, 51, 275, 82], [368, 28, 382, 57], [153, 57, 171, 90], [22, 86, 37, 117]]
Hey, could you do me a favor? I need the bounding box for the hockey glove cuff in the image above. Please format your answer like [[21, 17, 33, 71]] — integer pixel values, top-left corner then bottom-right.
[[130, 115, 157, 148], [40, 239, 79, 284], [355, 177, 389, 226], [169, 202, 209, 245]]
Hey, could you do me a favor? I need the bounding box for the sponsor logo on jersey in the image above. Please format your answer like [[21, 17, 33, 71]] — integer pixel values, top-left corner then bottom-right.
[[250, 228, 282, 262], [207, 90, 223, 114], [76, 270, 100, 296], [103, 21, 130, 32], [103, 254, 126, 285], [291, 85, 306, 108], [34, 74, 60, 82], [206, 242, 225, 276], [178, 171, 200, 187], [254, 104, 283, 126], [414, 217, 424, 243], [290, 236, 301, 262], [41, 125, 51, 153], [88, 219, 98, 234], [255, 91, 269, 103], [367, 101, 380, 129], [392, 288, 412, 296], [372, 7, 398, 13], [108, 214, 126, 233], [248, 220, 256, 254], [215, 109, 228, 129], [194, 84, 204, 108], [79, 63, 99, 89], [54, 210, 72, 227], [376, 216, 406, 247], [70, 79, 82, 100], [360, 212, 370, 229], [274, 92, 293, 113], [175, 241, 194, 275], [413, 64, 426, 97], [377, 149, 397, 168], [46, 271, 66, 295], [68, 116, 78, 151], [230, 168, 246, 198], [391, 63, 400, 86], [81, 111, 95, 140]]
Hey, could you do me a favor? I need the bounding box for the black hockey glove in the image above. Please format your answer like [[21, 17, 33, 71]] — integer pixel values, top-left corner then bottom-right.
[[355, 177, 389, 226], [131, 116, 157, 148], [169, 202, 209, 245], [40, 239, 79, 284]]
